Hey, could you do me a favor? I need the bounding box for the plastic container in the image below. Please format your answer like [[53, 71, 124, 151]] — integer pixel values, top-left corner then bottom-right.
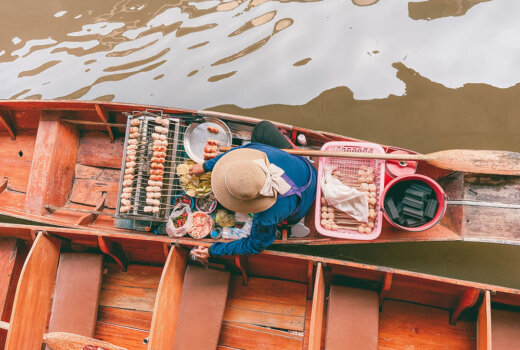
[[384, 150, 417, 185], [315, 141, 386, 240], [195, 194, 217, 213], [381, 174, 447, 231], [188, 212, 214, 239]]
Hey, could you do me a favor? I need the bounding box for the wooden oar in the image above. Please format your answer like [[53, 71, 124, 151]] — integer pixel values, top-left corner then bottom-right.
[[43, 332, 127, 350], [0, 321, 126, 350], [219, 147, 520, 176]]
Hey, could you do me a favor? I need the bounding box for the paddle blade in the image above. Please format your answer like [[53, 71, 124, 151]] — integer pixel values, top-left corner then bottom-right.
[[427, 150, 520, 175], [44, 332, 127, 350]]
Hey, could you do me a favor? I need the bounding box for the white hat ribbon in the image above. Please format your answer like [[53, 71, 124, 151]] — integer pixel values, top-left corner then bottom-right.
[[252, 159, 292, 197]]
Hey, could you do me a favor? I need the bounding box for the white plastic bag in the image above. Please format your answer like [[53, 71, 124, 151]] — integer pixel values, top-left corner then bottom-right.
[[320, 166, 369, 222], [222, 217, 253, 240], [166, 203, 193, 237]]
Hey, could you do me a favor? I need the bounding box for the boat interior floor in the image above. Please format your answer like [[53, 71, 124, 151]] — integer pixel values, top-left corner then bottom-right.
[[0, 233, 519, 349]]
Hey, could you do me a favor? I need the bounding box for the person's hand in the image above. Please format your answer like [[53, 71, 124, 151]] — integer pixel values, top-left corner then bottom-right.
[[191, 246, 210, 265], [190, 163, 204, 175]]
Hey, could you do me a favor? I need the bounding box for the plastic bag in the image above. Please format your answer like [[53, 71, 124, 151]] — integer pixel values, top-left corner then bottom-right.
[[222, 217, 253, 240], [321, 165, 369, 222], [166, 203, 193, 237]]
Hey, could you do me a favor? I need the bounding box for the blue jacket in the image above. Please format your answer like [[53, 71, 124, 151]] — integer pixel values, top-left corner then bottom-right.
[[203, 143, 317, 256]]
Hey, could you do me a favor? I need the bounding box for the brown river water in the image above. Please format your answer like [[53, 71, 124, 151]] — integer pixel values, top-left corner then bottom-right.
[[1, 0, 520, 287]]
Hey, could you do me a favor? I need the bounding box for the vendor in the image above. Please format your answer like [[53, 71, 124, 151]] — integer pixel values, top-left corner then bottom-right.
[[191, 121, 317, 263]]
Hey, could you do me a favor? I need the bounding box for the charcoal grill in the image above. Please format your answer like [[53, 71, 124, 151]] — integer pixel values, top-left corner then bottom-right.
[[115, 110, 188, 231]]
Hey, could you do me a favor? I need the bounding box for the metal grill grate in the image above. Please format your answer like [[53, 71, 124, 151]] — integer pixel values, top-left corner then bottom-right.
[[115, 110, 188, 226]]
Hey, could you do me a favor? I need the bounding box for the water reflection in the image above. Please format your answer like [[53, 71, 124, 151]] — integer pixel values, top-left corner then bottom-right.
[[0, 0, 515, 111], [408, 0, 492, 21]]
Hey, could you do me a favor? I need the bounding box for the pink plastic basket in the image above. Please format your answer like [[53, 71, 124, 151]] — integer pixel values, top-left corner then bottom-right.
[[315, 141, 386, 240]]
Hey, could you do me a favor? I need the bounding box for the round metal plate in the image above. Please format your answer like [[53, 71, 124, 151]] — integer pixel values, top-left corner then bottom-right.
[[184, 118, 232, 163]]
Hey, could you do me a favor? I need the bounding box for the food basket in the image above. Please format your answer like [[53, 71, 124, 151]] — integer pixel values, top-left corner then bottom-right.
[[315, 141, 386, 240]]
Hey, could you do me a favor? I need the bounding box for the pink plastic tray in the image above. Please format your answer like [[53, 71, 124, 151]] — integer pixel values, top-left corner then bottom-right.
[[315, 141, 386, 240]]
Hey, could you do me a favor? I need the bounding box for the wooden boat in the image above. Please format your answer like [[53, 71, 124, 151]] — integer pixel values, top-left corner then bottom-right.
[[0, 227, 518, 349], [0, 99, 518, 246]]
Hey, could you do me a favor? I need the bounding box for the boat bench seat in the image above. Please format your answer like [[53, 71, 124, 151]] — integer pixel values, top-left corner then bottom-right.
[[325, 285, 379, 350], [174, 265, 230, 350], [46, 253, 103, 341], [492, 309, 520, 349]]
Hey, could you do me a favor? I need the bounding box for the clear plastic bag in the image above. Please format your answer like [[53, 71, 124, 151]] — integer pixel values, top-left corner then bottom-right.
[[166, 203, 193, 237], [321, 165, 369, 222]]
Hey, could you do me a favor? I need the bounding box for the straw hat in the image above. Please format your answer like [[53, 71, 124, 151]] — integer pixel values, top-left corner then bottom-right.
[[211, 148, 277, 213]]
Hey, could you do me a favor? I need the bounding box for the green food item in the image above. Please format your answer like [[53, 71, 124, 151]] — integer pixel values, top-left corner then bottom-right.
[[215, 209, 235, 227], [180, 159, 212, 197]]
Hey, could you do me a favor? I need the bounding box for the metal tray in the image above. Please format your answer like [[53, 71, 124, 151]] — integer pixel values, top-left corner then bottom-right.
[[184, 117, 232, 163]]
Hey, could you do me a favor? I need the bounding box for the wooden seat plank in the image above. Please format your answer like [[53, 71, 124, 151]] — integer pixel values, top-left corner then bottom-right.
[[325, 285, 379, 350], [492, 307, 520, 349], [46, 253, 103, 341], [173, 265, 230, 350], [5, 232, 62, 349]]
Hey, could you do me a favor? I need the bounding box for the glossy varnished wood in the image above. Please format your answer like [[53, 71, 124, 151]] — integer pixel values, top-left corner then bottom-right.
[[147, 246, 187, 349], [309, 262, 325, 350], [24, 112, 79, 215], [5, 233, 62, 350], [477, 290, 491, 350]]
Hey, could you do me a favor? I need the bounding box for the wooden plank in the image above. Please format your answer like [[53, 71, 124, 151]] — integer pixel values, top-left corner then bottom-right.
[[492, 308, 520, 349], [99, 283, 156, 312], [46, 253, 103, 341], [5, 232, 62, 349], [97, 307, 152, 331], [69, 178, 119, 209], [0, 239, 26, 348], [309, 262, 325, 350], [246, 253, 308, 283], [147, 246, 187, 349], [462, 174, 520, 241], [94, 321, 148, 350], [0, 132, 35, 193], [228, 276, 307, 307], [379, 300, 476, 350], [77, 131, 124, 169], [477, 290, 491, 350], [75, 164, 120, 181], [0, 109, 16, 140], [104, 263, 162, 290], [386, 274, 468, 310], [218, 321, 303, 350], [95, 104, 115, 143], [0, 131, 36, 160], [0, 158, 32, 193], [24, 112, 79, 215], [223, 298, 305, 331]]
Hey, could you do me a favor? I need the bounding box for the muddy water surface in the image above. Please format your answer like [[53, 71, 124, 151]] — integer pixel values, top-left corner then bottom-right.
[[1, 0, 519, 287]]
